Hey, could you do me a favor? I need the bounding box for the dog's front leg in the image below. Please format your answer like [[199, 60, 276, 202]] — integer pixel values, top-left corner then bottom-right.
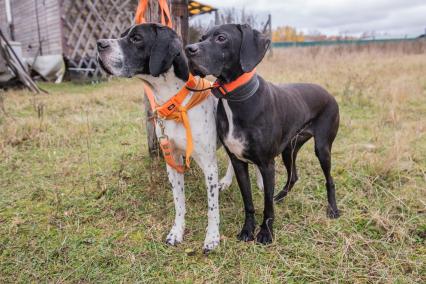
[[230, 156, 256, 241], [256, 161, 275, 244], [195, 154, 220, 253], [165, 161, 186, 246]]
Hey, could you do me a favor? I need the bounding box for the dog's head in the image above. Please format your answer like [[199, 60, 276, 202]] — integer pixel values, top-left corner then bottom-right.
[[185, 24, 270, 82], [97, 23, 187, 78]]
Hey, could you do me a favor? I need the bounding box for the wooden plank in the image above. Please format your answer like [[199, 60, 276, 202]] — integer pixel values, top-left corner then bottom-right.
[[6, 0, 63, 57]]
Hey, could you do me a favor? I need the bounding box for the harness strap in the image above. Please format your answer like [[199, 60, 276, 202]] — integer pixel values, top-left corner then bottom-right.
[[159, 137, 186, 173], [158, 0, 173, 28], [143, 84, 156, 111], [155, 74, 198, 118], [144, 76, 211, 172], [135, 0, 172, 28], [134, 0, 149, 24]]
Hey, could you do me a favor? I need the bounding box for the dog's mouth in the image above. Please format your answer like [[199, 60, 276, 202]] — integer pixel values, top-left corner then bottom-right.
[[97, 56, 113, 75], [189, 62, 209, 78], [192, 69, 206, 78]]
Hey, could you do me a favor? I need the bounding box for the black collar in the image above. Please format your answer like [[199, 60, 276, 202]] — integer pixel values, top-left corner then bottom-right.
[[212, 74, 259, 102]]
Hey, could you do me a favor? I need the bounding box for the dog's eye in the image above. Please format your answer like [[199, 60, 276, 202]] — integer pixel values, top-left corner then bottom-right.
[[216, 35, 226, 43], [130, 35, 142, 43]]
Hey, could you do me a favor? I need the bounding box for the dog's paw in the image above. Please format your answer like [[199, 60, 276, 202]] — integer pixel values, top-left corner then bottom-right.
[[326, 206, 340, 219], [202, 238, 220, 254], [165, 227, 184, 246], [256, 227, 273, 245], [218, 178, 232, 192], [237, 228, 255, 242], [203, 227, 220, 254]]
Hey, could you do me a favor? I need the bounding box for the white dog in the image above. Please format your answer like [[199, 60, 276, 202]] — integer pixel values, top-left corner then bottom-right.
[[97, 23, 262, 252]]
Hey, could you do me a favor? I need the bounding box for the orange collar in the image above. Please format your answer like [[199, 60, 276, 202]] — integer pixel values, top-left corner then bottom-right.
[[213, 69, 256, 95]]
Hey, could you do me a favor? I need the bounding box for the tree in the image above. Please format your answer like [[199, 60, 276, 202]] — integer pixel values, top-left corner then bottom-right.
[[272, 26, 304, 42]]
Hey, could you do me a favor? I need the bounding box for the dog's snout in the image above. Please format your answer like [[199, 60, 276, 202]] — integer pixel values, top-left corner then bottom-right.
[[97, 40, 110, 51], [185, 44, 199, 56]]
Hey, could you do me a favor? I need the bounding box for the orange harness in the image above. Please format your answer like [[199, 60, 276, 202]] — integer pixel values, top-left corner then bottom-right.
[[144, 75, 212, 173], [135, 0, 211, 173]]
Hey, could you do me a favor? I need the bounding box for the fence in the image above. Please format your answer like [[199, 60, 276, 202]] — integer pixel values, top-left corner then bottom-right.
[[272, 38, 421, 48]]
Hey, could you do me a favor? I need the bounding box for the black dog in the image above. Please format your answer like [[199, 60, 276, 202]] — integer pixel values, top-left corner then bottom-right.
[[185, 24, 340, 244]]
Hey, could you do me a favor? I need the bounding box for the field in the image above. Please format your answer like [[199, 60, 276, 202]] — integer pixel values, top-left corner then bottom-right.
[[1, 43, 425, 283]]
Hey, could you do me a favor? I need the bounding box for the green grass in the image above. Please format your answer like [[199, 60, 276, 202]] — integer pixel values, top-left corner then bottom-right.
[[1, 48, 425, 283]]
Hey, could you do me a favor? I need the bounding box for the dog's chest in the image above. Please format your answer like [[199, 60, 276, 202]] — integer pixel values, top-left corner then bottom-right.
[[221, 100, 249, 162]]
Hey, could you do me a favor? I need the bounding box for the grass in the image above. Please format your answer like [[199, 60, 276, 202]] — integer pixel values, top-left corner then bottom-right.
[[1, 43, 425, 283]]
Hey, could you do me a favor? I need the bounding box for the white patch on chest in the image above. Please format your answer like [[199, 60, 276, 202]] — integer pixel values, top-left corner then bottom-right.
[[136, 67, 185, 104], [222, 100, 248, 162]]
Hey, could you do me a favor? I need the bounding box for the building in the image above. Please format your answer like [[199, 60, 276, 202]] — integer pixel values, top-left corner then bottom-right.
[[0, 0, 189, 78]]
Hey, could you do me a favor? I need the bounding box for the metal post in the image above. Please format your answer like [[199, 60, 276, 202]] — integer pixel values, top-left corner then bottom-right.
[[267, 14, 273, 57]]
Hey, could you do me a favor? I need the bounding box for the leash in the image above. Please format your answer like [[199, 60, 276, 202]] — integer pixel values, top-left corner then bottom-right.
[[144, 75, 212, 173], [185, 85, 215, 92]]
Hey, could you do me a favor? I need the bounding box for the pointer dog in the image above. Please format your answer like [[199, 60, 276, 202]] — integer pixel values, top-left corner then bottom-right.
[[185, 24, 340, 244], [97, 23, 263, 252]]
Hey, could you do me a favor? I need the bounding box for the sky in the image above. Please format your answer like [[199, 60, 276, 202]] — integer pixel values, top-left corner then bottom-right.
[[195, 0, 426, 37]]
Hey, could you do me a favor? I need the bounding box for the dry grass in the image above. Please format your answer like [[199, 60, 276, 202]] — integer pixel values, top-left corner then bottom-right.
[[1, 42, 425, 283]]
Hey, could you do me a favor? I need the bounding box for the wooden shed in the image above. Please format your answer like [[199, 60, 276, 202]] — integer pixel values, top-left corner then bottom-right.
[[0, 0, 189, 78]]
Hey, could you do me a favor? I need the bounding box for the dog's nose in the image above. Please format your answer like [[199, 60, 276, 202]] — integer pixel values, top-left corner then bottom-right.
[[185, 44, 199, 56], [97, 40, 110, 51]]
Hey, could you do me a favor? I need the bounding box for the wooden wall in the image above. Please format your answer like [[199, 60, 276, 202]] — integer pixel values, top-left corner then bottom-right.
[[0, 0, 63, 58], [0, 0, 188, 74], [0, 0, 8, 38]]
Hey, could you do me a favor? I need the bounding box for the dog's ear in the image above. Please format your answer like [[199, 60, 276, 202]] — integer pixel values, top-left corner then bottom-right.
[[149, 24, 181, 77], [120, 25, 134, 38], [238, 24, 271, 72]]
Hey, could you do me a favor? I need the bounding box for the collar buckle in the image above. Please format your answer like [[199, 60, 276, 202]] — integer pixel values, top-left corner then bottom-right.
[[217, 84, 229, 96]]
